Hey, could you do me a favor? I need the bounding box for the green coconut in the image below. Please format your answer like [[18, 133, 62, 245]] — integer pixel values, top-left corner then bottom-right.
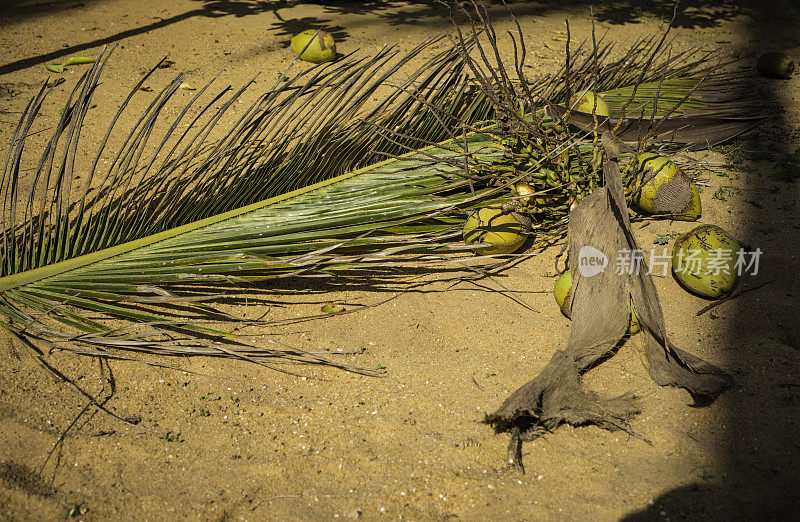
[[553, 270, 639, 333], [463, 207, 526, 255], [757, 52, 795, 79], [553, 269, 573, 317], [672, 225, 740, 299], [633, 153, 702, 221], [568, 90, 610, 117], [291, 29, 337, 64]]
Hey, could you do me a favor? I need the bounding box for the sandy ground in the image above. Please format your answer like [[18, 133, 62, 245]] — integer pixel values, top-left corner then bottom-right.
[[1, 1, 799, 520]]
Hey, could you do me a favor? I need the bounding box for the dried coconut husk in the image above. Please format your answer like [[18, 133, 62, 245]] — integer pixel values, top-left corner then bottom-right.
[[483, 133, 730, 471], [633, 154, 700, 220]]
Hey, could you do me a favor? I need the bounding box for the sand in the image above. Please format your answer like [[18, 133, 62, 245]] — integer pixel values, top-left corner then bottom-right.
[[1, 1, 799, 520]]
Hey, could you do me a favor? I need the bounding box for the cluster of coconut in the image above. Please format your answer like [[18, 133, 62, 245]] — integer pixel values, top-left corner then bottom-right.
[[459, 90, 742, 329], [460, 92, 703, 253], [568, 91, 703, 223]]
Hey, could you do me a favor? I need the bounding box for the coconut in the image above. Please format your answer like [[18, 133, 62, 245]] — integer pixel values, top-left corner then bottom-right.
[[553, 269, 639, 333], [672, 225, 740, 299], [628, 306, 640, 334], [632, 153, 701, 221], [757, 52, 795, 79], [681, 184, 703, 221], [568, 90, 610, 117], [463, 207, 526, 255], [291, 30, 337, 64], [515, 183, 535, 206], [321, 303, 345, 314], [553, 270, 573, 317]]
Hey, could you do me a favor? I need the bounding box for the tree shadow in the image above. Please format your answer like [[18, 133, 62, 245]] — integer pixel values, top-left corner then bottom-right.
[[592, 0, 743, 28], [268, 15, 349, 46], [0, 0, 746, 76], [0, 1, 277, 76], [621, 483, 800, 520], [307, 0, 742, 29], [0, 0, 100, 22], [617, 0, 800, 518]]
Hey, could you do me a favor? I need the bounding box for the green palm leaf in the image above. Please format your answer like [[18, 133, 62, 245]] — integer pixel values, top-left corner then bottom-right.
[[0, 37, 505, 372]]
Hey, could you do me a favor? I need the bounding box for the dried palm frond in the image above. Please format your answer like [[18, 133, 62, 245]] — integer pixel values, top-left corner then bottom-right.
[[0, 7, 769, 379]]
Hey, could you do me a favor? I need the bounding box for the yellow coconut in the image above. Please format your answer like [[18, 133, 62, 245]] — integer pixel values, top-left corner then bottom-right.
[[672, 225, 740, 299], [554, 269, 639, 333], [628, 306, 640, 334], [633, 153, 702, 221], [463, 207, 526, 255], [568, 90, 610, 117], [290, 30, 337, 64], [515, 183, 536, 206]]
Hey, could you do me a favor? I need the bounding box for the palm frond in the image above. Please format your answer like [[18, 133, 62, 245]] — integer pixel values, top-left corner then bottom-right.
[[0, 14, 770, 372], [0, 36, 503, 369]]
